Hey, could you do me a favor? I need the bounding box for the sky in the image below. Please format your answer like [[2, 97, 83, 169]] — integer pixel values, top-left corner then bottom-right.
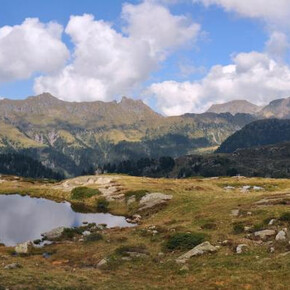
[[0, 0, 290, 115]]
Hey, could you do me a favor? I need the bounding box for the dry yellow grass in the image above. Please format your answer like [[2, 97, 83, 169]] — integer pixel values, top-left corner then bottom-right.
[[0, 175, 290, 289]]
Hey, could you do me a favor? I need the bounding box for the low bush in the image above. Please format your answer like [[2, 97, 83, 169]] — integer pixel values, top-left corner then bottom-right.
[[233, 222, 244, 234], [96, 198, 109, 212], [125, 190, 148, 202], [165, 232, 206, 251], [71, 187, 101, 200], [84, 233, 103, 242], [280, 212, 290, 222]]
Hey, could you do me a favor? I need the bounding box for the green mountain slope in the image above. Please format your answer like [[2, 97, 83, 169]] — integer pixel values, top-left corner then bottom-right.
[[0, 93, 256, 176], [216, 119, 290, 153]]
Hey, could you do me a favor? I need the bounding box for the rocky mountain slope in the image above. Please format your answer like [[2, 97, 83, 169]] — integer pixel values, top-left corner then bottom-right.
[[207, 100, 262, 115], [216, 119, 290, 153], [258, 98, 290, 119], [0, 93, 255, 176]]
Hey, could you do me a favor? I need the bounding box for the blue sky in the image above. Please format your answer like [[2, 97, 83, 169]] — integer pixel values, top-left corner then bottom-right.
[[0, 0, 289, 115]]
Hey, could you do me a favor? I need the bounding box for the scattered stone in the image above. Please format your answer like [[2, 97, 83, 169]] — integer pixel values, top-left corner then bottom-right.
[[247, 212, 252, 216], [269, 219, 276, 225], [276, 230, 287, 241], [158, 252, 164, 257], [138, 193, 172, 211], [176, 242, 219, 264], [241, 186, 251, 193], [82, 231, 91, 236], [224, 186, 235, 190], [253, 186, 264, 191], [127, 195, 136, 205], [236, 244, 248, 254], [4, 263, 22, 270], [97, 258, 108, 269], [180, 265, 189, 272], [15, 241, 34, 254], [42, 227, 65, 240], [270, 247, 275, 253], [231, 209, 240, 217], [244, 226, 252, 232]]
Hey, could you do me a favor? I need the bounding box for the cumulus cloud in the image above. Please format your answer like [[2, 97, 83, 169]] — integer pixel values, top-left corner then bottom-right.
[[34, 1, 200, 102], [193, 0, 290, 26], [0, 18, 69, 82], [148, 50, 290, 115]]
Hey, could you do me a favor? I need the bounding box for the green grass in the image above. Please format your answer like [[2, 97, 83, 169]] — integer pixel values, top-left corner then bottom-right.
[[71, 187, 101, 200]]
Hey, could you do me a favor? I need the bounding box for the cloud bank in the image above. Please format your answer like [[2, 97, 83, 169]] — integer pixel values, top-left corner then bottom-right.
[[34, 1, 200, 102]]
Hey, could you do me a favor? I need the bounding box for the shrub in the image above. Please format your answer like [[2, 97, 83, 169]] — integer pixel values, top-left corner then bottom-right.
[[71, 187, 101, 200], [84, 233, 103, 242], [61, 227, 83, 239], [115, 245, 148, 256], [165, 232, 206, 251], [125, 190, 148, 202], [233, 222, 244, 234], [96, 198, 109, 212], [280, 212, 290, 222]]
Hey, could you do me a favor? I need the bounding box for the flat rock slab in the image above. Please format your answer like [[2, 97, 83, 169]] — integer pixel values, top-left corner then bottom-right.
[[138, 193, 172, 211], [176, 242, 219, 264], [254, 229, 276, 240]]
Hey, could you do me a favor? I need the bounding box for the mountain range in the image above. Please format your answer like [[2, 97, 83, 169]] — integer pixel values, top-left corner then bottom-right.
[[207, 97, 290, 119], [1, 93, 290, 177], [0, 93, 255, 176]]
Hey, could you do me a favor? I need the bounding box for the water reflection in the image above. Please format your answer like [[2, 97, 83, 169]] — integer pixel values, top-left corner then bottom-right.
[[0, 194, 132, 246]]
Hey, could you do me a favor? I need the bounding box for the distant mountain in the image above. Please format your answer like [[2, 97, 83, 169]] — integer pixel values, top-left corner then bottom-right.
[[259, 97, 290, 119], [207, 100, 261, 115], [216, 119, 290, 153], [0, 93, 256, 176]]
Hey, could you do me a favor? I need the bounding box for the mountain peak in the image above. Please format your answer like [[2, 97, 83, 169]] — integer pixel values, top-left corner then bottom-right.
[[207, 100, 261, 115]]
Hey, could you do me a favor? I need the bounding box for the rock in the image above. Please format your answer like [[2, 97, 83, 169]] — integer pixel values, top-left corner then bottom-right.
[[253, 186, 264, 191], [4, 263, 22, 270], [241, 186, 251, 193], [97, 258, 108, 269], [15, 241, 34, 254], [127, 195, 136, 205], [275, 230, 287, 241], [42, 227, 65, 240], [224, 186, 235, 190], [244, 226, 252, 232], [254, 229, 276, 240], [176, 242, 219, 264], [180, 265, 189, 272], [231, 209, 240, 217], [268, 219, 276, 225], [138, 193, 172, 211], [82, 231, 91, 236], [236, 244, 248, 254], [270, 247, 275, 253]]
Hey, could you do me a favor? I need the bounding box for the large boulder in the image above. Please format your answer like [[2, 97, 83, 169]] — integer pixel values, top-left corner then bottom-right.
[[42, 226, 65, 240], [254, 230, 276, 240], [176, 242, 219, 264], [276, 230, 287, 241], [138, 193, 172, 212], [15, 241, 34, 254]]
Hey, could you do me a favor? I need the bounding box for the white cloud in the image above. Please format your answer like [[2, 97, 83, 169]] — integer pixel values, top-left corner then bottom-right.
[[0, 18, 69, 82], [34, 1, 200, 102], [194, 0, 290, 25], [148, 50, 290, 115]]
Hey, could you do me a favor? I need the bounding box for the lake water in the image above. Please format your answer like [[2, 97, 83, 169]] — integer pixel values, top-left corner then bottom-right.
[[0, 194, 132, 246]]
